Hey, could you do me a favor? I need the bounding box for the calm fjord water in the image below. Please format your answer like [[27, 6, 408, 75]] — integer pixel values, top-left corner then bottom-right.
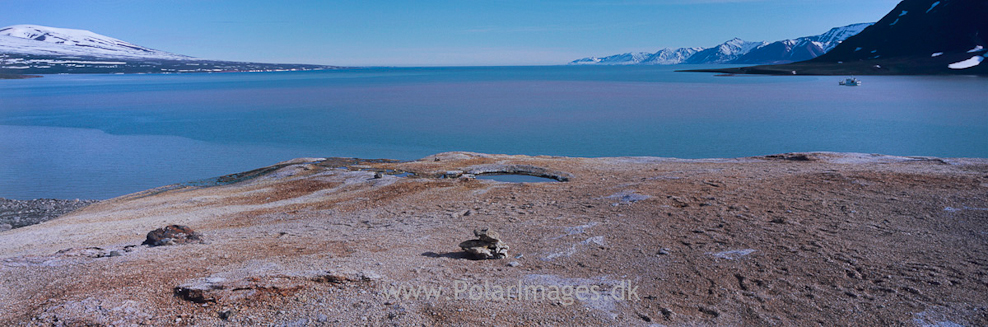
[[2, 65, 986, 199]]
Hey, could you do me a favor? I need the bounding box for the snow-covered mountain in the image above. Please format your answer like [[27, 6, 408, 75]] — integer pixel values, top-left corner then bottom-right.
[[0, 24, 337, 74], [683, 38, 768, 64], [733, 23, 873, 64], [570, 52, 652, 65], [0, 25, 193, 60], [814, 23, 873, 53], [683, 0, 986, 75], [569, 23, 873, 65], [641, 47, 705, 65], [569, 47, 703, 65]]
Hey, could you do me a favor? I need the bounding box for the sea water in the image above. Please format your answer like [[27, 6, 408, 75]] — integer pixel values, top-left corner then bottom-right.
[[1, 65, 986, 199]]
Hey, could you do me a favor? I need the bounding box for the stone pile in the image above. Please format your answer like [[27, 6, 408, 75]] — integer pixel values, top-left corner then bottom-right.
[[458, 228, 509, 259]]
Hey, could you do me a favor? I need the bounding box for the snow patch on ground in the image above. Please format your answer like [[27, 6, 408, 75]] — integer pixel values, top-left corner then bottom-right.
[[948, 56, 984, 69], [523, 274, 626, 318], [927, 1, 940, 13], [544, 245, 579, 260], [709, 249, 756, 260], [606, 190, 650, 205], [944, 206, 988, 212], [967, 45, 984, 53], [563, 222, 598, 236], [581, 236, 607, 247]]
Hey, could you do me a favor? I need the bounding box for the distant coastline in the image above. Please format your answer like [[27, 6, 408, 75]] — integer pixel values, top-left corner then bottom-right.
[[0, 73, 41, 79], [678, 54, 988, 76]]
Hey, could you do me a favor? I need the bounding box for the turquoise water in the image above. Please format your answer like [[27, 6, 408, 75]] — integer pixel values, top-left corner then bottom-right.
[[1, 65, 986, 199]]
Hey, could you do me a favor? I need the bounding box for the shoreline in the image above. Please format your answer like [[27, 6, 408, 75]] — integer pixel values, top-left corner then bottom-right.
[[677, 55, 988, 76], [0, 73, 42, 79], [3, 151, 983, 231], [0, 198, 98, 231]]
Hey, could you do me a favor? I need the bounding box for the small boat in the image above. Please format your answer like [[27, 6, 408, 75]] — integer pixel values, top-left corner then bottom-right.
[[839, 77, 861, 86]]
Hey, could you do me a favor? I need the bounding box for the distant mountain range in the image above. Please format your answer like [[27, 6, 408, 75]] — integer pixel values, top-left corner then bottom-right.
[[683, 0, 987, 75], [571, 23, 873, 66], [0, 25, 337, 75]]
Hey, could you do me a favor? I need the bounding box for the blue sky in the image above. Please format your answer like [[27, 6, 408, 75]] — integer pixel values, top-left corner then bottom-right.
[[3, 0, 900, 66]]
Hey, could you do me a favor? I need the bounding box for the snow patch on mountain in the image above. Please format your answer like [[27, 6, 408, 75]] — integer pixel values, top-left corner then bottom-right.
[[948, 56, 983, 69], [814, 23, 873, 53], [0, 25, 193, 60]]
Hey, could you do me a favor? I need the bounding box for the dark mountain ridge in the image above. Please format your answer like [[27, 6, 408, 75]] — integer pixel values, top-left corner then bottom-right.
[[683, 0, 988, 75]]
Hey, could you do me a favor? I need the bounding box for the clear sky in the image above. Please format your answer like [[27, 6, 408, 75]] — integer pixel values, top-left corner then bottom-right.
[[2, 0, 901, 66]]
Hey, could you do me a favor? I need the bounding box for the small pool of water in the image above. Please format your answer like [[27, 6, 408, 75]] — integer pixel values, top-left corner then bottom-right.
[[474, 174, 560, 183]]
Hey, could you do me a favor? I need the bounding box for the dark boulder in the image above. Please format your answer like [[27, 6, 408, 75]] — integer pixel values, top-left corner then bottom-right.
[[143, 225, 203, 247]]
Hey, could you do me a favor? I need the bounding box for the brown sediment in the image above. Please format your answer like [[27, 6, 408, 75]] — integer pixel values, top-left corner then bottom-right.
[[0, 151, 986, 326]]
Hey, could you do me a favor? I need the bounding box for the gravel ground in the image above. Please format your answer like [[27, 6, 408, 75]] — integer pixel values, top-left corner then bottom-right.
[[0, 198, 99, 231], [0, 152, 986, 326]]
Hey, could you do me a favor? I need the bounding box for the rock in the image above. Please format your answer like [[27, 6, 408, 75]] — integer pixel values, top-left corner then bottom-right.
[[218, 309, 235, 321], [174, 277, 227, 303], [359, 271, 382, 281], [175, 276, 303, 304], [0, 223, 11, 232], [766, 153, 816, 161], [107, 251, 122, 257], [508, 261, 521, 267], [55, 247, 109, 258], [669, 196, 690, 207], [312, 272, 356, 284], [142, 225, 203, 247], [458, 228, 509, 259]]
